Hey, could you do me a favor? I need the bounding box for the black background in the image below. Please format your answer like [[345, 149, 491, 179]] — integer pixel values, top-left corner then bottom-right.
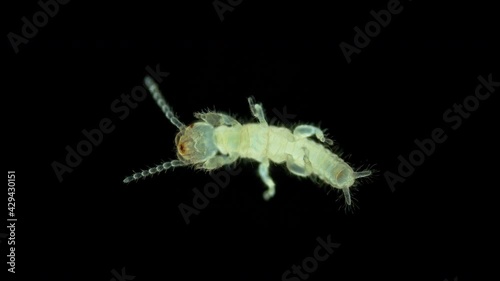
[[3, 0, 498, 281]]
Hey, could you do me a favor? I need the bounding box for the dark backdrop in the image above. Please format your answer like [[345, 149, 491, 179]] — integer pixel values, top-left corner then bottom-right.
[[4, 1, 498, 281]]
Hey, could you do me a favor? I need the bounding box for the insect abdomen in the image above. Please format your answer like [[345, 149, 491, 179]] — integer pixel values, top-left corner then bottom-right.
[[290, 140, 354, 190], [314, 150, 355, 190]]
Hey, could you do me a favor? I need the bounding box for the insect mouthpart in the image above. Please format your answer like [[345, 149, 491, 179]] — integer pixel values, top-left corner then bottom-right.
[[174, 122, 218, 164]]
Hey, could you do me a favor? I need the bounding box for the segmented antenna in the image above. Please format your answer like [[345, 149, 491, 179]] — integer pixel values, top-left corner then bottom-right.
[[144, 76, 186, 130], [123, 160, 186, 183]]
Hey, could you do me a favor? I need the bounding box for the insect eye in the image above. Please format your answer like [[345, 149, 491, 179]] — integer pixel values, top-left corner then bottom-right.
[[178, 142, 187, 155]]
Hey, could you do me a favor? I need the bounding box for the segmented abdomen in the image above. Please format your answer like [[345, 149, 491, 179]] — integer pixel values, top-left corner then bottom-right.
[[215, 124, 352, 189]]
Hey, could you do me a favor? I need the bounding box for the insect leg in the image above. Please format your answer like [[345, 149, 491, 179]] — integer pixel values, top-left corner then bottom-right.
[[144, 76, 186, 130], [247, 97, 268, 125], [285, 148, 313, 177], [293, 125, 333, 145], [123, 159, 186, 183], [194, 112, 241, 127], [258, 159, 276, 201], [202, 153, 239, 170]]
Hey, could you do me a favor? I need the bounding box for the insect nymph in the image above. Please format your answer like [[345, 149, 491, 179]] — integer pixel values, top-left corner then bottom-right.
[[124, 76, 372, 205]]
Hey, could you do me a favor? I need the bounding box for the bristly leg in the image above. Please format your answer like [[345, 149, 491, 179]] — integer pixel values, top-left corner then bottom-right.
[[248, 97, 268, 125], [258, 159, 276, 200], [293, 125, 334, 145], [194, 112, 241, 127]]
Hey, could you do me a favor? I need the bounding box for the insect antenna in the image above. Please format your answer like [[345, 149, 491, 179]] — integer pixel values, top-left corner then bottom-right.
[[123, 159, 186, 183], [144, 76, 186, 130]]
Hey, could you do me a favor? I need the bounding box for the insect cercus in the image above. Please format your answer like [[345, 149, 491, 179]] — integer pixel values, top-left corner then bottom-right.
[[124, 76, 372, 205]]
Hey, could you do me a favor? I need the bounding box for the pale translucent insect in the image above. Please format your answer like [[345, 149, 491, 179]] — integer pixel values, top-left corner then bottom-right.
[[124, 76, 372, 205]]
